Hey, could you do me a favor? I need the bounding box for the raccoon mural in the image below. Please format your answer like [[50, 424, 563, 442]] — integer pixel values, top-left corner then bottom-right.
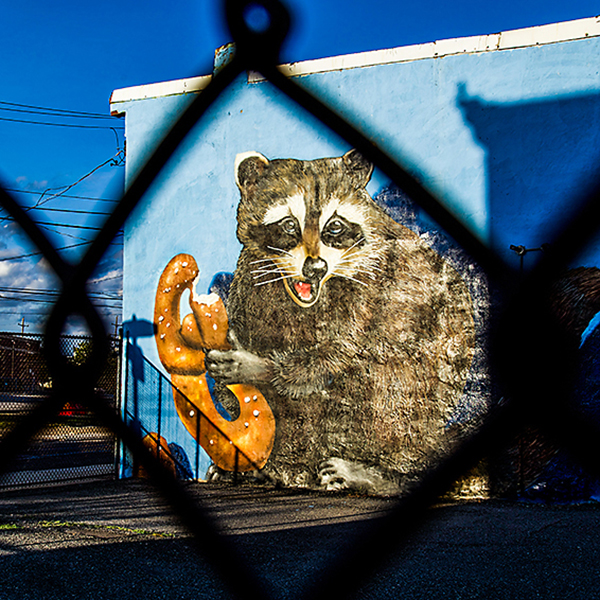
[[208, 149, 477, 493], [155, 150, 477, 496]]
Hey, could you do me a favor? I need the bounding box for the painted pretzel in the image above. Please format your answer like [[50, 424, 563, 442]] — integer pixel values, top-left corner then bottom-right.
[[154, 254, 275, 471]]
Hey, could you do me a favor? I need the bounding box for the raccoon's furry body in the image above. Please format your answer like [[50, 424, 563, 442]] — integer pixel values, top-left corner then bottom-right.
[[207, 150, 476, 495]]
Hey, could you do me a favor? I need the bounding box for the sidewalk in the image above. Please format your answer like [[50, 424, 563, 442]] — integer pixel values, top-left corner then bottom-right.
[[1, 479, 599, 599]]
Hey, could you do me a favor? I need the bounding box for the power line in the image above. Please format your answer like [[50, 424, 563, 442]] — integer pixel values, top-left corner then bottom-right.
[[0, 299, 122, 310], [0, 295, 122, 307], [29, 151, 125, 210], [0, 100, 120, 120], [0, 284, 120, 295], [0, 291, 122, 303], [37, 224, 92, 243], [0, 299, 121, 309], [0, 309, 121, 316], [0, 115, 123, 130], [4, 188, 119, 203], [12, 219, 120, 232], [0, 206, 113, 217], [1, 216, 124, 231], [0, 240, 123, 264], [0, 106, 120, 122], [0, 152, 125, 235], [0, 291, 122, 301], [0, 242, 90, 262], [0, 283, 121, 296]]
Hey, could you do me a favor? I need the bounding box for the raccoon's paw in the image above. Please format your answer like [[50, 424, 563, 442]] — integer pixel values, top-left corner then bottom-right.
[[206, 348, 274, 385], [205, 463, 269, 485], [205, 463, 225, 482], [318, 458, 400, 496]]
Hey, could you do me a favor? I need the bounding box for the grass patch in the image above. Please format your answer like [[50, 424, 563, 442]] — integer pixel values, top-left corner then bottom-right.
[[38, 520, 174, 538]]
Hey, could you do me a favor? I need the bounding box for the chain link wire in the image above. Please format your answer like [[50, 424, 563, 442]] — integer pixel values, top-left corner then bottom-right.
[[1, 1, 600, 598]]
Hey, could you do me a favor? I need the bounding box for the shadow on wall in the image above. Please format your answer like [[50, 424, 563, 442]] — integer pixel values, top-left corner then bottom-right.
[[459, 86, 600, 501], [458, 85, 600, 269], [122, 315, 155, 432]]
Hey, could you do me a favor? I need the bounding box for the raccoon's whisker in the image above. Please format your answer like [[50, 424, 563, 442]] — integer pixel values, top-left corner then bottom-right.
[[334, 261, 380, 279], [267, 245, 293, 257], [251, 262, 294, 275], [251, 268, 274, 274], [251, 266, 285, 273], [335, 266, 378, 281], [335, 273, 370, 287], [251, 258, 294, 269], [334, 256, 365, 269], [335, 258, 382, 275], [249, 258, 278, 265], [251, 269, 282, 279], [356, 263, 382, 275], [340, 238, 367, 258], [339, 259, 384, 279], [336, 250, 382, 267], [253, 274, 296, 287], [250, 265, 281, 273]]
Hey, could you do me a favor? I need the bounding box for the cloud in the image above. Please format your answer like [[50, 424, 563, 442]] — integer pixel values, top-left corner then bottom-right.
[[0, 262, 15, 278], [13, 177, 50, 191], [0, 194, 123, 334]]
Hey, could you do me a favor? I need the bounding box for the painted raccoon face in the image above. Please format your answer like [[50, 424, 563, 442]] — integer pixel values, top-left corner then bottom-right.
[[236, 150, 383, 308]]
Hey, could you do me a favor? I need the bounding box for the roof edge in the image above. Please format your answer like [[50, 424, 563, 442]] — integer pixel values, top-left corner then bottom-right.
[[110, 74, 212, 110], [110, 15, 600, 108]]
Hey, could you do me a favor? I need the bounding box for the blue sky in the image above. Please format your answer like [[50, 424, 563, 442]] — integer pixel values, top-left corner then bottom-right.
[[0, 0, 598, 333]]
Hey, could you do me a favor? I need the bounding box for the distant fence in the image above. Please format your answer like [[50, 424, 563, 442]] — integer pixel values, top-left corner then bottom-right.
[[0, 333, 121, 488]]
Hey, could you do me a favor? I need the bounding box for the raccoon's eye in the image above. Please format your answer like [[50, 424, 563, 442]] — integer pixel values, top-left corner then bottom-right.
[[324, 218, 346, 236], [322, 214, 364, 249], [280, 217, 299, 236]]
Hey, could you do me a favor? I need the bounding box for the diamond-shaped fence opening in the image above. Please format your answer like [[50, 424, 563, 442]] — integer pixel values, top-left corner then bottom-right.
[[2, 1, 600, 599]]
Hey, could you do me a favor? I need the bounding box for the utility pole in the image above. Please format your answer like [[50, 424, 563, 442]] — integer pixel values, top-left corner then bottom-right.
[[18, 317, 29, 335], [112, 316, 121, 337]]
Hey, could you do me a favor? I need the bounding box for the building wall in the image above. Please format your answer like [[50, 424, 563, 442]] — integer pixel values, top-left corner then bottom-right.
[[112, 18, 600, 495]]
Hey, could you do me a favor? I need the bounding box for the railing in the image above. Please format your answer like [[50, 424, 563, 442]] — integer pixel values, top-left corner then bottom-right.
[[1, 0, 600, 598], [121, 343, 263, 483]]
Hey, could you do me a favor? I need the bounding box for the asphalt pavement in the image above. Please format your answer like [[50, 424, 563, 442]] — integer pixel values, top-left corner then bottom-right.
[[1, 479, 599, 599]]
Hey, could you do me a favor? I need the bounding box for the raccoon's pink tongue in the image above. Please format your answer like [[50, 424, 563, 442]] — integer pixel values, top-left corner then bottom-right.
[[294, 281, 312, 300]]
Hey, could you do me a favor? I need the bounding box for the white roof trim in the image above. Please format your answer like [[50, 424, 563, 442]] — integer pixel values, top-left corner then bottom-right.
[[110, 74, 212, 110], [251, 15, 600, 82], [110, 15, 600, 107]]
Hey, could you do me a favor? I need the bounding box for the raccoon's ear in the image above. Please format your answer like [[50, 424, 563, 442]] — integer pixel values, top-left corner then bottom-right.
[[235, 151, 270, 191], [342, 149, 373, 188]]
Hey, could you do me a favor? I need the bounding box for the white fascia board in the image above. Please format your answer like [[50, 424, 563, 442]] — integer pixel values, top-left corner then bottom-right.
[[110, 74, 212, 114], [499, 17, 600, 49], [249, 15, 600, 82], [110, 15, 600, 107]]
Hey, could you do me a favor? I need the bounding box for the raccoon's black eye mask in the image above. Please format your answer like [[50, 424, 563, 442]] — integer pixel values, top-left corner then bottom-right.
[[321, 214, 364, 250], [258, 216, 302, 251]]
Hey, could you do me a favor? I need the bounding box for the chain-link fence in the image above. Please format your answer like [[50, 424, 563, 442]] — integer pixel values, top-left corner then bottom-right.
[[2, 0, 600, 598], [0, 333, 120, 487]]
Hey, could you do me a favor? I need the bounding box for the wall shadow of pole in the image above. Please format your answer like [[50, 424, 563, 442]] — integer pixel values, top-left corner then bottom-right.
[[121, 315, 156, 473]]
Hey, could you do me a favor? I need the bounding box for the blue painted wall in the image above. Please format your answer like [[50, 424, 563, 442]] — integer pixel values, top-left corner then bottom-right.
[[114, 30, 600, 483]]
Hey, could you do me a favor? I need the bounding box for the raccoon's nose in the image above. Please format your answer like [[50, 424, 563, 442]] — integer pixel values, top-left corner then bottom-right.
[[302, 257, 328, 281]]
